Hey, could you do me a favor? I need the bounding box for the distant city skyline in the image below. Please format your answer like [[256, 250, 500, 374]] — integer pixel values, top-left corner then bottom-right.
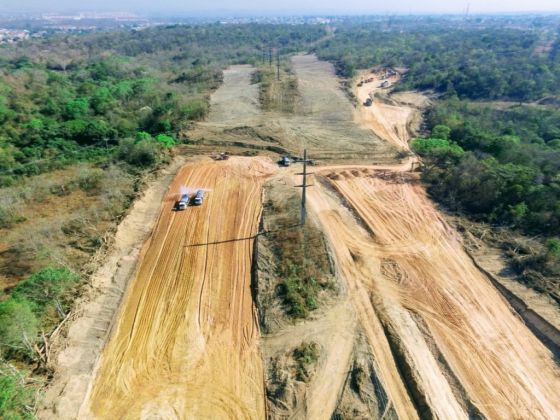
[[3, 0, 560, 15]]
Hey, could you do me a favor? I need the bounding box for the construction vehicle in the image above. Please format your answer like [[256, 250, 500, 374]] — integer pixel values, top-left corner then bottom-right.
[[280, 156, 291, 167], [213, 152, 230, 161], [193, 190, 205, 206], [175, 194, 190, 211]]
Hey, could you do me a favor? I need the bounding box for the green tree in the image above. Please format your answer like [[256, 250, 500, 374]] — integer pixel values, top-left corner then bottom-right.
[[12, 267, 80, 318], [431, 124, 451, 140], [154, 134, 176, 148], [0, 366, 35, 420], [0, 300, 38, 360], [64, 98, 90, 120]]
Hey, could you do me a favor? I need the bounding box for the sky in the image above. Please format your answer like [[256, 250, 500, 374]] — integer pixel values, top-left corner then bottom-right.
[[2, 0, 560, 14]]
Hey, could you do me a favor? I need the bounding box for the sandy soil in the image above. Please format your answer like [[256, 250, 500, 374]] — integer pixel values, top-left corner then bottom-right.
[[263, 299, 357, 419], [80, 157, 276, 419], [308, 167, 560, 418], [206, 65, 261, 126], [271, 55, 397, 161], [39, 157, 188, 419], [192, 56, 398, 164], [354, 70, 429, 150]]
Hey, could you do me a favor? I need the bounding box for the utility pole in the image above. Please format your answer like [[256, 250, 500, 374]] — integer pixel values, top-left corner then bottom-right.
[[295, 149, 314, 226], [269, 46, 273, 67], [276, 50, 281, 81]]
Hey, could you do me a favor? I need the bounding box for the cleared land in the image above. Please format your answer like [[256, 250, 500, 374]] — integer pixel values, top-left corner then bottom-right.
[[354, 69, 428, 151], [82, 157, 276, 419], [191, 56, 397, 164], [308, 167, 560, 418]]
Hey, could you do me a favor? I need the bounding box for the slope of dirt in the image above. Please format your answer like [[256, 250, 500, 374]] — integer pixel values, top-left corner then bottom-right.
[[81, 157, 276, 419], [191, 57, 398, 165], [309, 167, 560, 418], [354, 70, 429, 151], [39, 156, 187, 419], [269, 55, 397, 162], [206, 65, 261, 125]]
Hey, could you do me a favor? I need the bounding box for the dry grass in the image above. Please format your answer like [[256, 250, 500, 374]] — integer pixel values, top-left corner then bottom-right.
[[0, 164, 135, 290], [254, 62, 299, 114], [262, 178, 334, 318]]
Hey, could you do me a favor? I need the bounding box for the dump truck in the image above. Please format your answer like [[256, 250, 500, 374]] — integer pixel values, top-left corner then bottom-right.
[[176, 194, 190, 211], [280, 156, 291, 167], [193, 190, 205, 206]]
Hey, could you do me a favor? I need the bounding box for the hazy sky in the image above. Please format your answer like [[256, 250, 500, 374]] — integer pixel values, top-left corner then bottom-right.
[[3, 0, 560, 14]]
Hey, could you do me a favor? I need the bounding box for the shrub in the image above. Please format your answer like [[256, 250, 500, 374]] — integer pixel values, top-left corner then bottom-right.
[[154, 134, 176, 148], [0, 365, 35, 420], [12, 267, 80, 318], [0, 299, 38, 360], [0, 196, 24, 228], [280, 264, 322, 318], [293, 342, 320, 382], [180, 99, 209, 121], [117, 138, 159, 167], [76, 166, 104, 192], [546, 238, 560, 258], [135, 131, 152, 142]]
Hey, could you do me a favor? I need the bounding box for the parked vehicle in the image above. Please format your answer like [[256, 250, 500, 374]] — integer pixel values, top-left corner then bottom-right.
[[193, 190, 205, 206], [280, 156, 291, 167], [176, 194, 190, 211]]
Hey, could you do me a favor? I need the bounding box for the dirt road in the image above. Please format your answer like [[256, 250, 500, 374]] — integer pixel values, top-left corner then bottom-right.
[[354, 70, 428, 150], [82, 157, 276, 419], [206, 65, 260, 125], [307, 168, 560, 418]]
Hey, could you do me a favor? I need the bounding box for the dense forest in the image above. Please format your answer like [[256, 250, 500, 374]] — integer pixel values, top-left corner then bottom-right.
[[314, 25, 560, 101], [0, 24, 326, 184], [414, 101, 560, 236]]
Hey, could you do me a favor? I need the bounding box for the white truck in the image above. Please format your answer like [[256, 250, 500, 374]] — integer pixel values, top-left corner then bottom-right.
[[176, 194, 190, 211], [193, 190, 205, 206]]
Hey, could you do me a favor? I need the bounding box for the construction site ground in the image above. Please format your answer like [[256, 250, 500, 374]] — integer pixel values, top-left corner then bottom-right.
[[41, 55, 560, 419]]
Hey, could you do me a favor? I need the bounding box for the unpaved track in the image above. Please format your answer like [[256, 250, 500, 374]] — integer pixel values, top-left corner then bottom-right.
[[308, 168, 560, 418], [354, 70, 427, 151], [82, 157, 276, 419], [206, 65, 260, 125], [273, 55, 396, 160]]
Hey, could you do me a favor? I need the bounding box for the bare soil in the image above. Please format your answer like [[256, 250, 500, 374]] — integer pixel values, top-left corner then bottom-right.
[[82, 157, 275, 419], [354, 69, 430, 151], [308, 167, 560, 418], [38, 157, 187, 419]]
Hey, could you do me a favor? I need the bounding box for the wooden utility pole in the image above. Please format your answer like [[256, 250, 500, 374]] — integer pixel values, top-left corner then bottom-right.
[[295, 149, 313, 226], [276, 50, 281, 81], [269, 46, 273, 67]]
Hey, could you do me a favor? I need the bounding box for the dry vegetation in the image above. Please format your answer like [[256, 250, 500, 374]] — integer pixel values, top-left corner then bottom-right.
[[257, 176, 334, 327], [0, 163, 135, 291], [253, 60, 300, 114]]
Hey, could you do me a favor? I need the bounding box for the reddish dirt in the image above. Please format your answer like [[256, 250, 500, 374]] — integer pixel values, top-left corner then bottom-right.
[[81, 157, 276, 419]]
